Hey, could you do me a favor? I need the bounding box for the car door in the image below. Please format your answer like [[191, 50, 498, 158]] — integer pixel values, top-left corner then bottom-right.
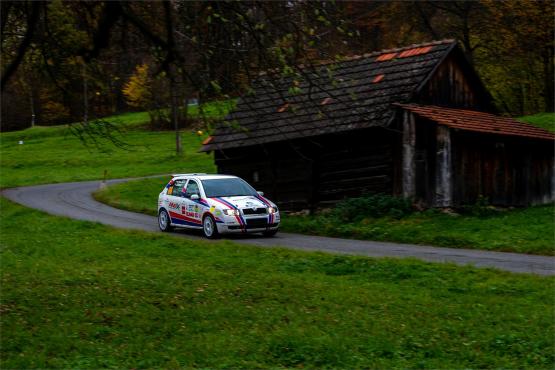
[[181, 179, 203, 226], [165, 178, 187, 225]]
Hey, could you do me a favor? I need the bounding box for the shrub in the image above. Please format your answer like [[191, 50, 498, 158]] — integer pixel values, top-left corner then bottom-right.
[[460, 195, 500, 217], [331, 193, 413, 222]]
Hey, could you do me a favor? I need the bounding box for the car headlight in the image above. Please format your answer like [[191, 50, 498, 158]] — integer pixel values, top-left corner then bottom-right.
[[223, 209, 239, 216], [268, 206, 278, 214]]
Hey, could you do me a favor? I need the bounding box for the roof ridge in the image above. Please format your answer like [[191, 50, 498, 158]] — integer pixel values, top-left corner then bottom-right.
[[258, 39, 457, 76], [359, 39, 456, 60]]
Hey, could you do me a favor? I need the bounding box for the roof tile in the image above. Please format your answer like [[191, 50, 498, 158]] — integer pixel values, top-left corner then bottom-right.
[[376, 52, 397, 61], [372, 74, 385, 83]]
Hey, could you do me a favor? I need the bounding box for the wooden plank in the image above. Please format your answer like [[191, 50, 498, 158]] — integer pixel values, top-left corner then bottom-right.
[[434, 125, 453, 207], [402, 111, 416, 198]]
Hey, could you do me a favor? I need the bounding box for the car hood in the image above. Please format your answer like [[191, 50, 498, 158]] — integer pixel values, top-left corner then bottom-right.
[[210, 195, 276, 210]]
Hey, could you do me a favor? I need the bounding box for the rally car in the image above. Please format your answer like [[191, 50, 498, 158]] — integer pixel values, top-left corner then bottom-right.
[[158, 173, 280, 238]]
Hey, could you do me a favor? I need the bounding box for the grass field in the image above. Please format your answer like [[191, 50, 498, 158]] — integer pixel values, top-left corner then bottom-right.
[[1, 109, 554, 367], [1, 197, 554, 368], [0, 100, 236, 188]]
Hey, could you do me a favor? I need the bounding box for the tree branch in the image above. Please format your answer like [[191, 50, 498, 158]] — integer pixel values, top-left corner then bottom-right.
[[1, 1, 41, 91]]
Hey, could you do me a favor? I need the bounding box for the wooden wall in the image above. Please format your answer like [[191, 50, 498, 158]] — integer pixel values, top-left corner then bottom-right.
[[215, 143, 313, 210], [418, 53, 491, 111], [215, 119, 553, 209], [413, 119, 438, 205], [315, 130, 395, 207], [451, 132, 554, 206], [215, 127, 398, 210]]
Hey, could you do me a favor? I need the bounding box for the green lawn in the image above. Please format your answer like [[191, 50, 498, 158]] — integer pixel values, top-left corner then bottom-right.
[[0, 113, 222, 189], [1, 197, 554, 368], [0, 99, 235, 188], [2, 109, 555, 367]]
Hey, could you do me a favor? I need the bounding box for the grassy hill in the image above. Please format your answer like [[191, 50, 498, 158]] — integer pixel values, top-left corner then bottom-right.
[[0, 101, 234, 188]]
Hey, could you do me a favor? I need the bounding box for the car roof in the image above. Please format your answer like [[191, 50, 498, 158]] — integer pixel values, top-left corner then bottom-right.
[[172, 174, 238, 181]]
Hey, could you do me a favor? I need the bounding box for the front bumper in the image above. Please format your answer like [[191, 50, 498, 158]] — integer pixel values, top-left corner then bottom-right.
[[217, 223, 280, 234], [216, 213, 280, 234]]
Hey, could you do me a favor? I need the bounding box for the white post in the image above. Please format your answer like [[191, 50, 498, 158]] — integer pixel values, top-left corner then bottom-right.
[[402, 111, 416, 199], [435, 125, 453, 207]]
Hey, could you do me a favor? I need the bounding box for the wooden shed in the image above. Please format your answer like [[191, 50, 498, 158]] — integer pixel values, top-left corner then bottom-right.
[[202, 40, 554, 210]]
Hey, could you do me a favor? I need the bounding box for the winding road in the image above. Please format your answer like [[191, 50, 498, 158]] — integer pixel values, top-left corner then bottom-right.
[[3, 178, 554, 275]]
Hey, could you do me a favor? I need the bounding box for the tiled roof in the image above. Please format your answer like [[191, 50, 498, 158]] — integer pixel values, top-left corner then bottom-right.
[[202, 39, 457, 151], [394, 103, 555, 141]]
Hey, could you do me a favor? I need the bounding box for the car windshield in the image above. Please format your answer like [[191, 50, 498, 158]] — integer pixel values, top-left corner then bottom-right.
[[202, 178, 257, 198]]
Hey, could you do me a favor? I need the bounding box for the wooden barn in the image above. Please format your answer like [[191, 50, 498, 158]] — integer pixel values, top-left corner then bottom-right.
[[201, 40, 554, 210]]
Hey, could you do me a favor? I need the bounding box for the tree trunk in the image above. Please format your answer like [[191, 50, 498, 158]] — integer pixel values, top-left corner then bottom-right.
[[170, 72, 181, 155], [82, 63, 88, 125], [543, 47, 554, 112], [29, 89, 35, 128]]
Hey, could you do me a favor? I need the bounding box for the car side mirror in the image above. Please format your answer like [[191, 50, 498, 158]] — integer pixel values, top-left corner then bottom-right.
[[190, 194, 200, 200], [257, 191, 264, 196]]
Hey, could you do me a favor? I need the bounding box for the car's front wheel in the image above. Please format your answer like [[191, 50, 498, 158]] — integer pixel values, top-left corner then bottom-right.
[[203, 215, 220, 239], [158, 209, 173, 232]]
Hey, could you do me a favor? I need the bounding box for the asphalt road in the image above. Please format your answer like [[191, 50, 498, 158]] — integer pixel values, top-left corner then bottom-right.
[[3, 178, 554, 275]]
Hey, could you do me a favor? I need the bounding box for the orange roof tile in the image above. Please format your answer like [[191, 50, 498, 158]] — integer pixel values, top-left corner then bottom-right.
[[394, 103, 555, 141], [376, 52, 397, 61], [398, 46, 433, 58], [372, 74, 384, 83]]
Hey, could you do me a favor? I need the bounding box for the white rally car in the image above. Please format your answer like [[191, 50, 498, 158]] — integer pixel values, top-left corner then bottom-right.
[[158, 174, 280, 238]]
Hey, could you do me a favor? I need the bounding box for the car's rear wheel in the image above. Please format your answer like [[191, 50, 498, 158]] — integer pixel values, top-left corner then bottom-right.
[[262, 229, 278, 237], [203, 215, 220, 239], [158, 209, 173, 232]]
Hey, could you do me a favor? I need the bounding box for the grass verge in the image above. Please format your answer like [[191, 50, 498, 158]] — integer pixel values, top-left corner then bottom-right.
[[94, 177, 555, 255], [519, 112, 555, 132], [1, 197, 554, 368]]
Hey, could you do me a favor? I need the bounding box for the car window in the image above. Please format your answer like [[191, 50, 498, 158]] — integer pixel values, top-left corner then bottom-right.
[[171, 179, 186, 196], [184, 180, 200, 198], [202, 178, 257, 198]]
